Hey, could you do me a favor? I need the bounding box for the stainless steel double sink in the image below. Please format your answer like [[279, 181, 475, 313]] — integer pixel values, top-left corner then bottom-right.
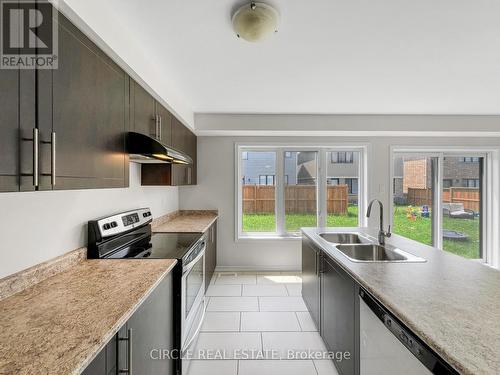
[[318, 233, 426, 263]]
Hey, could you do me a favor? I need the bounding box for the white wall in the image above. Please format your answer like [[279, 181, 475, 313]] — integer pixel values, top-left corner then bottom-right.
[[195, 114, 500, 136], [0, 163, 178, 279], [179, 135, 500, 271]]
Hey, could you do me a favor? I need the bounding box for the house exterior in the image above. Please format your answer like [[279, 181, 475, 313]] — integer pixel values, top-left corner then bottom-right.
[[242, 151, 360, 203], [393, 156, 481, 204]]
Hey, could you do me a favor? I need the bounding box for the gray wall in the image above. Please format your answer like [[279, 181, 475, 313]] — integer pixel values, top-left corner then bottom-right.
[[179, 135, 500, 271]]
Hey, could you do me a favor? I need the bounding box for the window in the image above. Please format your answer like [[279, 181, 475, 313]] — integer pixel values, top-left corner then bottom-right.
[[327, 178, 340, 185], [464, 179, 480, 188], [238, 146, 365, 237], [241, 151, 276, 232], [284, 151, 318, 232], [345, 178, 358, 195], [460, 157, 480, 163], [392, 154, 437, 246], [259, 175, 275, 186], [326, 151, 361, 227], [331, 151, 354, 164], [392, 152, 485, 260]]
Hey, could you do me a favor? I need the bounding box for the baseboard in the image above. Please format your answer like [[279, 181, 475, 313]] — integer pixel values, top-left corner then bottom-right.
[[215, 265, 301, 273]]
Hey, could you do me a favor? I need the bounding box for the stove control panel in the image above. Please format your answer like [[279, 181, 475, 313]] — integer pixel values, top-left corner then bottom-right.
[[94, 208, 152, 238]]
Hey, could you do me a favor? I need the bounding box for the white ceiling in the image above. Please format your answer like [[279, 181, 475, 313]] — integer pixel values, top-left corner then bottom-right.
[[75, 0, 500, 114]]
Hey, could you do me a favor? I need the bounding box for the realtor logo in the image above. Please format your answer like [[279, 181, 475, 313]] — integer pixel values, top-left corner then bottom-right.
[[1, 0, 58, 69]]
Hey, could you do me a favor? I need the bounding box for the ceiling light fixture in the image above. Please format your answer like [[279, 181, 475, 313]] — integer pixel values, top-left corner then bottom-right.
[[232, 2, 279, 42]]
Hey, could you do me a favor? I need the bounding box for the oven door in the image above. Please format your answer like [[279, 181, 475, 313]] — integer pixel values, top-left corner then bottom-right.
[[181, 243, 206, 352]]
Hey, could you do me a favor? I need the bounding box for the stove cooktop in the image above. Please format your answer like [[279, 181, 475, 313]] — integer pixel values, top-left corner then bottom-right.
[[148, 232, 203, 260]]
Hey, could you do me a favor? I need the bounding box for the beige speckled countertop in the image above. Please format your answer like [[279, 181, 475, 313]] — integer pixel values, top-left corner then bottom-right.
[[302, 227, 500, 375], [0, 258, 176, 375], [153, 210, 218, 233]]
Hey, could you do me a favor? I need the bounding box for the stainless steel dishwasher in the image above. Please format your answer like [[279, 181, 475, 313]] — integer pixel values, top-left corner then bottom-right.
[[359, 289, 458, 375]]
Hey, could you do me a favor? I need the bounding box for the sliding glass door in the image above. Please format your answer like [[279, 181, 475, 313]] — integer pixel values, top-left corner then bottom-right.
[[441, 156, 483, 259], [392, 154, 438, 246], [391, 151, 485, 260]]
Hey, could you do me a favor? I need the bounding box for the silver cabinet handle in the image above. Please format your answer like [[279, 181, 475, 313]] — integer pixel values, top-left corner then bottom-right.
[[33, 128, 39, 187], [21, 128, 40, 187], [152, 115, 159, 139], [51, 132, 56, 186], [158, 115, 162, 141], [118, 328, 133, 374]]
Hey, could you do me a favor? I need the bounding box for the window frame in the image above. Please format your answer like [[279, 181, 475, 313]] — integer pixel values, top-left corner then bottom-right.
[[236, 144, 368, 240], [389, 146, 496, 264]]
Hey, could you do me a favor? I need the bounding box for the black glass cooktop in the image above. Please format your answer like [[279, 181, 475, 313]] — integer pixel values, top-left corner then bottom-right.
[[104, 232, 202, 260], [147, 232, 202, 259]]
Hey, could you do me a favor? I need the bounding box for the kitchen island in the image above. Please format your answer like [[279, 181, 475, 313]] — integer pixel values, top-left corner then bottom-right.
[[302, 227, 500, 375]]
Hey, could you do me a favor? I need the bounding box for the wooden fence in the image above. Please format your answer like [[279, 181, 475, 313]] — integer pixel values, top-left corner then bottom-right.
[[243, 185, 348, 215], [407, 187, 480, 212]]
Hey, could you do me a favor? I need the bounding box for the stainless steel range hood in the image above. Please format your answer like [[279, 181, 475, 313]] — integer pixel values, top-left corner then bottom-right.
[[126, 132, 192, 165]]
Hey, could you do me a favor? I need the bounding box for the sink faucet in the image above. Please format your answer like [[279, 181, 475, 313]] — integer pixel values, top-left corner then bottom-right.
[[366, 199, 392, 245]]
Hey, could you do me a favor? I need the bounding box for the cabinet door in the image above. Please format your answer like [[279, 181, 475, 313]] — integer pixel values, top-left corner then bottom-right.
[[205, 221, 217, 291], [0, 4, 35, 193], [131, 80, 156, 138], [321, 256, 356, 375], [0, 69, 19, 192], [302, 237, 320, 330], [171, 121, 197, 186], [122, 273, 173, 375], [156, 103, 173, 145], [38, 14, 128, 190], [171, 116, 187, 153], [81, 335, 116, 375]]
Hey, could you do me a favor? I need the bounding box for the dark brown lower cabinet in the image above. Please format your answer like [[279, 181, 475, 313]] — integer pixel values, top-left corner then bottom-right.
[[205, 221, 217, 291], [302, 238, 360, 375], [301, 237, 321, 330], [320, 256, 359, 375], [83, 273, 173, 375], [81, 334, 116, 375]]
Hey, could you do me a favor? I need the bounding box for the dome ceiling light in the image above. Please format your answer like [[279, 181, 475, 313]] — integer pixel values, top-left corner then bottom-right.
[[232, 2, 280, 42]]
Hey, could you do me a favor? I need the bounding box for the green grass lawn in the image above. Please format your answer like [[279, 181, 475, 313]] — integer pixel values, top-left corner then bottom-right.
[[243, 204, 480, 259], [392, 205, 480, 259]]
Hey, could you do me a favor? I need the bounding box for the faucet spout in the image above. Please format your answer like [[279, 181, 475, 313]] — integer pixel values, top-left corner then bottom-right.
[[366, 199, 391, 245]]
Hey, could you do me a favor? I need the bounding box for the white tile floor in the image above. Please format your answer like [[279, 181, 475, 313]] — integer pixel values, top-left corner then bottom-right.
[[187, 272, 340, 375]]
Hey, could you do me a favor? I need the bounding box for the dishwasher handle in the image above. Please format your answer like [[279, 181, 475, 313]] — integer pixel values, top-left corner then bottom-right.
[[359, 288, 458, 375]]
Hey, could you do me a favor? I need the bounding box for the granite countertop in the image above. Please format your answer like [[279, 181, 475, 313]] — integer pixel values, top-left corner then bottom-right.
[[0, 258, 177, 375], [302, 227, 500, 375], [153, 210, 218, 233]]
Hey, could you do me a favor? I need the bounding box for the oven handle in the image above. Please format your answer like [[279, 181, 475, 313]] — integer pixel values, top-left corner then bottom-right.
[[182, 298, 206, 352], [182, 243, 206, 275]]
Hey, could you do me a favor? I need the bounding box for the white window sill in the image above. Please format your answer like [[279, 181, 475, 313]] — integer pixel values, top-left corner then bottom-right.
[[236, 234, 303, 242]]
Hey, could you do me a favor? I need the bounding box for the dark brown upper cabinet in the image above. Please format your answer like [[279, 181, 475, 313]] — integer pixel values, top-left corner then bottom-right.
[[0, 69, 21, 192], [140, 109, 197, 186], [171, 117, 197, 186], [130, 80, 172, 145], [0, 7, 36, 193], [130, 80, 155, 137], [36, 13, 129, 191]]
